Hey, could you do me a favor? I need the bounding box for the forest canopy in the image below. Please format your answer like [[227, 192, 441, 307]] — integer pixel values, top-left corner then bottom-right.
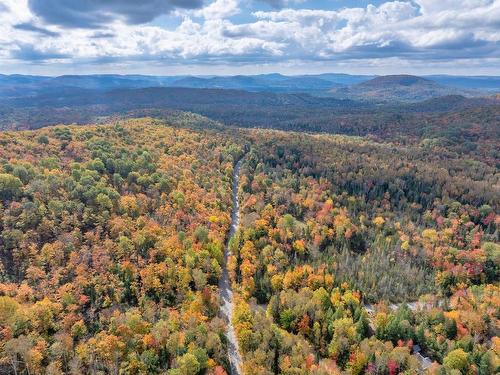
[[0, 117, 498, 375]]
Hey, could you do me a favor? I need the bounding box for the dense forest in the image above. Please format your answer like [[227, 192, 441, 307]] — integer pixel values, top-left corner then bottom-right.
[[0, 116, 498, 374], [230, 129, 498, 374], [0, 119, 244, 374]]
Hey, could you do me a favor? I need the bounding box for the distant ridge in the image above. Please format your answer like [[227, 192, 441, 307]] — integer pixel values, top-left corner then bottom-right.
[[329, 74, 482, 103], [360, 74, 432, 87]]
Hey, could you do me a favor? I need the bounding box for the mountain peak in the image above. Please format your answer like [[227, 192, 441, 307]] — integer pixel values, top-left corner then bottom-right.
[[329, 74, 476, 102], [361, 75, 433, 87]]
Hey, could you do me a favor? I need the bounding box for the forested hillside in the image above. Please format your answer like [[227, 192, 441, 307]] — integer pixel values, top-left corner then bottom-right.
[[0, 117, 498, 374]]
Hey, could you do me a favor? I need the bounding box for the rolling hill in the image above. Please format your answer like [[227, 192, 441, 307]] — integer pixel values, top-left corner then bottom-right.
[[329, 74, 481, 102]]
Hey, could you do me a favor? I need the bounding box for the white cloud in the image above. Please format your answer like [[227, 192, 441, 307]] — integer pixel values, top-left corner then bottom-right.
[[0, 0, 499, 73], [415, 0, 492, 14], [193, 0, 240, 19]]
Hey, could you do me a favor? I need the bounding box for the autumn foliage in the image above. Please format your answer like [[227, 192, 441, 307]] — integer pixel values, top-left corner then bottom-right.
[[0, 117, 498, 374]]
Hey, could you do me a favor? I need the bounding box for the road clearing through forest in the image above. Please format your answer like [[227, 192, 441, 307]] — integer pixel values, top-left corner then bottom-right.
[[219, 158, 244, 375], [219, 157, 439, 374]]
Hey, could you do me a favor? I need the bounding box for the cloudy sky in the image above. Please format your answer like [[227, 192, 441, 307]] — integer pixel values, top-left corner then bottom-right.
[[0, 0, 499, 75]]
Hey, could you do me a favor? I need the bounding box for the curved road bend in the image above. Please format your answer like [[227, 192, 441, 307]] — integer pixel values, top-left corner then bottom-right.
[[219, 158, 244, 375]]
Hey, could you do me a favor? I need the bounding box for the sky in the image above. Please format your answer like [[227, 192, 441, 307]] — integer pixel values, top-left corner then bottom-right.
[[0, 0, 499, 76]]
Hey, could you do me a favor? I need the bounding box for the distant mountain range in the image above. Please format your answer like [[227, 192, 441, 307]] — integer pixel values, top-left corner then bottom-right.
[[3, 86, 363, 111], [1, 73, 498, 101], [168, 74, 343, 93], [0, 72, 498, 130], [1, 81, 498, 131], [0, 73, 365, 97]]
